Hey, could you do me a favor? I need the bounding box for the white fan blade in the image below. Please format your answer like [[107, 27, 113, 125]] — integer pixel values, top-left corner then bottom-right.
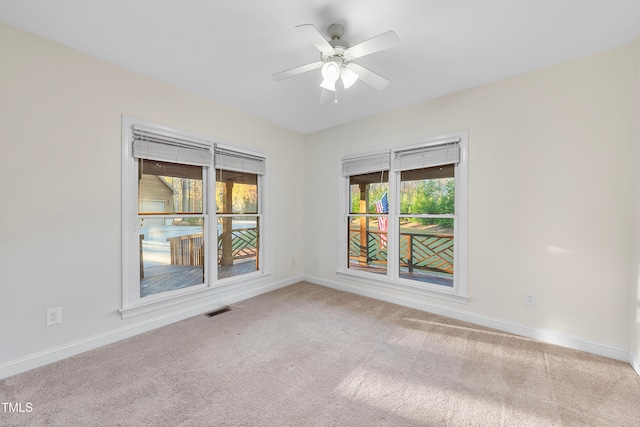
[[348, 63, 389, 90], [296, 24, 334, 55], [319, 88, 335, 104], [346, 30, 399, 59], [272, 61, 324, 81]]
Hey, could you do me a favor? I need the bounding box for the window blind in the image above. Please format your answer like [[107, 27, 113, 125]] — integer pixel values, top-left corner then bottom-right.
[[342, 152, 390, 176], [214, 147, 266, 175], [392, 138, 460, 171], [132, 125, 213, 167]]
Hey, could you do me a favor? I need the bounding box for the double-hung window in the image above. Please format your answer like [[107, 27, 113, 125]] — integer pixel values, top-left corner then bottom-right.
[[345, 152, 391, 276], [341, 132, 468, 299], [215, 146, 265, 281], [121, 117, 267, 316]]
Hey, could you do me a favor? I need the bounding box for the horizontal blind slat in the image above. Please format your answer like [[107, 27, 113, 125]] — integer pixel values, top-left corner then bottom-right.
[[215, 148, 266, 175], [132, 125, 213, 167], [392, 140, 460, 171], [342, 152, 390, 176]]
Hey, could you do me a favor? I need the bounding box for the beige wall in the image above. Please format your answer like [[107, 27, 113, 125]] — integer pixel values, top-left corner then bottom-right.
[[0, 22, 305, 368], [2, 19, 638, 375], [304, 44, 634, 353], [633, 35, 640, 373]]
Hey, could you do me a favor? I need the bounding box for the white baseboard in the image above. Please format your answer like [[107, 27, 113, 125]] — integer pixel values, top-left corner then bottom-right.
[[0, 275, 301, 380], [4, 275, 635, 380], [303, 274, 632, 365], [631, 352, 640, 377]]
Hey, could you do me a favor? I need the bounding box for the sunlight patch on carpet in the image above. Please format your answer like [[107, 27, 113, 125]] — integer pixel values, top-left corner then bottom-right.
[[335, 366, 557, 425]]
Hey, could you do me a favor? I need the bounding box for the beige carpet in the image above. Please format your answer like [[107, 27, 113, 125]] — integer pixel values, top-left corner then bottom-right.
[[1, 282, 639, 426]]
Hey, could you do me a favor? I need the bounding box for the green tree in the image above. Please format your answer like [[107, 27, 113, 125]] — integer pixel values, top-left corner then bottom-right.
[[407, 178, 454, 229]]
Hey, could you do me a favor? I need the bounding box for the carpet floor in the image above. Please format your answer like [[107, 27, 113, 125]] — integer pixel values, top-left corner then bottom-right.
[[1, 282, 639, 426]]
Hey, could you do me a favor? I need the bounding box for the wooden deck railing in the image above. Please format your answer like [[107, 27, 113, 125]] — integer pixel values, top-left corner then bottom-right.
[[349, 230, 453, 275], [167, 228, 259, 267], [167, 233, 204, 266], [400, 232, 453, 274], [218, 227, 258, 262]]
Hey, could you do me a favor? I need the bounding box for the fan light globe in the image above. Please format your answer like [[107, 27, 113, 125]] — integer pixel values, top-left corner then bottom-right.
[[320, 79, 336, 91], [341, 66, 359, 89], [321, 61, 340, 82], [320, 61, 340, 91]]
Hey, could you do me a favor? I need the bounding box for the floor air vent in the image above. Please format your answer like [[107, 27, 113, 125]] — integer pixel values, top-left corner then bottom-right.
[[205, 307, 231, 317]]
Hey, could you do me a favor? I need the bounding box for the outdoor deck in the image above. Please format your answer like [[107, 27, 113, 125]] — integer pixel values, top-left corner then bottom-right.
[[348, 262, 453, 287], [140, 260, 257, 297], [348, 227, 454, 287], [140, 227, 259, 298], [140, 224, 454, 298]]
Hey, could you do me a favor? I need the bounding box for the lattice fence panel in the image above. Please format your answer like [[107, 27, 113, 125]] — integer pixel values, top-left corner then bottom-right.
[[400, 234, 454, 274], [218, 227, 258, 261]]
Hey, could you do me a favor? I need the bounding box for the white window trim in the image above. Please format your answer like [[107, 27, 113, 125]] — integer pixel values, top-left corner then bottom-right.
[[338, 130, 469, 303], [121, 116, 269, 318], [214, 141, 267, 285]]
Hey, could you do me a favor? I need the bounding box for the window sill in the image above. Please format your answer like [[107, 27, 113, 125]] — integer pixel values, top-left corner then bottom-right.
[[120, 272, 271, 319], [336, 270, 469, 304]]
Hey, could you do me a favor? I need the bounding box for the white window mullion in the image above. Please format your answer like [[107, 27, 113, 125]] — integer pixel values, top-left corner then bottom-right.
[[386, 170, 400, 281], [453, 137, 468, 296], [208, 160, 217, 287], [256, 173, 265, 274], [339, 176, 350, 272], [121, 130, 139, 309], [202, 166, 210, 288]]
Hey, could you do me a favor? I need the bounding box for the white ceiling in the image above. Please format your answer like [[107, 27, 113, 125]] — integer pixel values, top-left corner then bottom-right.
[[2, 1, 640, 134]]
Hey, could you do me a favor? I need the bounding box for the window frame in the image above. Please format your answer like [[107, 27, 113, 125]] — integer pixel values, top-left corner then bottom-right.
[[214, 143, 265, 284], [136, 161, 210, 302], [121, 116, 269, 318], [338, 131, 469, 302]]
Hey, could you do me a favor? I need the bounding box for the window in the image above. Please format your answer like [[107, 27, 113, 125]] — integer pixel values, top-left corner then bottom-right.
[[341, 132, 468, 299], [139, 159, 206, 297], [215, 147, 265, 281], [121, 117, 267, 316], [347, 170, 389, 276]]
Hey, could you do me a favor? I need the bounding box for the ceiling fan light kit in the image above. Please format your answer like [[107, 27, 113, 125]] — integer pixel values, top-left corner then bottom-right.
[[320, 61, 341, 91], [273, 23, 400, 103]]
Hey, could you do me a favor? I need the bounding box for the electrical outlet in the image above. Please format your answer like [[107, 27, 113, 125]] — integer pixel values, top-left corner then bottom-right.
[[525, 294, 536, 306], [291, 257, 296, 267], [46, 307, 62, 326]]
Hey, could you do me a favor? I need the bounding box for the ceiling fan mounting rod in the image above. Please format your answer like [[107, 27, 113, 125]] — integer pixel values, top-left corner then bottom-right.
[[327, 23, 345, 41]]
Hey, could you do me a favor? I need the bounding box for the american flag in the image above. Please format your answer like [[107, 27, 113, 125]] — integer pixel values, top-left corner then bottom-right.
[[374, 193, 388, 247]]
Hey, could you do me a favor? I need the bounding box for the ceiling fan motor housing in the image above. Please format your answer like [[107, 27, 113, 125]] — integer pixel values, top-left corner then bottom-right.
[[323, 24, 351, 63], [327, 23, 345, 40]]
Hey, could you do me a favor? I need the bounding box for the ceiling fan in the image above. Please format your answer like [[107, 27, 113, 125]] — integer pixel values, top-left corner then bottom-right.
[[272, 23, 400, 104]]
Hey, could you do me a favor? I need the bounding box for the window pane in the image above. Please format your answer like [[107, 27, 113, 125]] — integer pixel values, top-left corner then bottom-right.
[[399, 218, 453, 287], [400, 165, 454, 215], [218, 216, 259, 279], [347, 215, 387, 275], [139, 218, 204, 297], [216, 170, 258, 214], [139, 159, 203, 214], [349, 171, 388, 214]]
